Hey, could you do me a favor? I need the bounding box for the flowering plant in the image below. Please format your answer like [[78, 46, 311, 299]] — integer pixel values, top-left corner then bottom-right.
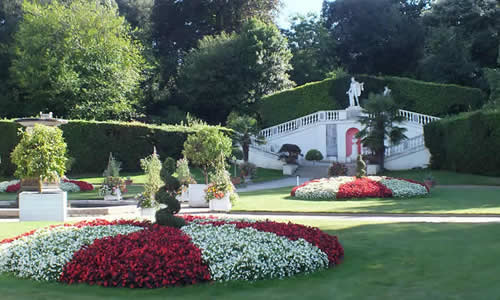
[[205, 169, 233, 201]]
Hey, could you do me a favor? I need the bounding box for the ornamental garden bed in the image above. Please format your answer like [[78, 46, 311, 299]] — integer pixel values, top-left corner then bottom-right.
[[291, 176, 429, 200], [0, 217, 343, 288]]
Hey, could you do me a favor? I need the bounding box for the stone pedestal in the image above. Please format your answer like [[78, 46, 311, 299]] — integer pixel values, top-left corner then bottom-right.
[[19, 191, 67, 222], [188, 184, 209, 208], [283, 164, 298, 175], [346, 106, 363, 119]]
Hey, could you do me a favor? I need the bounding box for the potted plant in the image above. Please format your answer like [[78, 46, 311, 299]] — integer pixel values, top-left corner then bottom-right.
[[182, 127, 232, 208], [205, 169, 233, 212], [176, 158, 195, 203], [278, 144, 302, 175], [99, 153, 124, 200], [137, 149, 162, 217], [11, 124, 68, 221]]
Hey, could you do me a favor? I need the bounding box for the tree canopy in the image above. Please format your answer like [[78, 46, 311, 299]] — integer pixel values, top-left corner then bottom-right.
[[177, 18, 293, 124], [9, 0, 145, 120]]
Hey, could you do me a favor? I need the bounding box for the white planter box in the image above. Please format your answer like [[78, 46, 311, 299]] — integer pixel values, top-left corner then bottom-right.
[[19, 191, 67, 222], [283, 164, 298, 175], [209, 194, 232, 212], [140, 207, 157, 220], [176, 189, 189, 203], [367, 164, 380, 175], [188, 184, 209, 208]]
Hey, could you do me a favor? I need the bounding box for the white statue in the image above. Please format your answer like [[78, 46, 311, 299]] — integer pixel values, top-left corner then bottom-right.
[[347, 77, 364, 107], [351, 137, 358, 159], [383, 86, 391, 96]]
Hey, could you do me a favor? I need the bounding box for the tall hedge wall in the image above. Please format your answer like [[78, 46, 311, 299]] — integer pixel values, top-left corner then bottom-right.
[[424, 110, 500, 176], [0, 120, 206, 177], [258, 75, 486, 127]]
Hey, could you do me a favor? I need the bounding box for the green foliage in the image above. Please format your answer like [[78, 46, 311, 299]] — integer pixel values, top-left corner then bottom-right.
[[154, 209, 186, 228], [102, 153, 122, 178], [100, 153, 124, 196], [10, 0, 145, 120], [356, 155, 367, 178], [183, 127, 232, 184], [284, 13, 338, 85], [484, 68, 500, 108], [155, 156, 181, 226], [206, 169, 234, 201], [151, 0, 281, 82], [177, 18, 293, 124], [176, 158, 193, 187], [328, 162, 348, 177], [356, 93, 407, 170], [323, 0, 424, 75], [139, 149, 162, 208], [0, 121, 21, 177], [239, 162, 257, 178], [424, 110, 500, 176], [305, 149, 323, 162], [11, 124, 67, 181], [226, 112, 262, 162], [258, 75, 486, 127]]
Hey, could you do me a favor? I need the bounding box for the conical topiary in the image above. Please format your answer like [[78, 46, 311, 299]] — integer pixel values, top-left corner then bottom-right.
[[155, 157, 185, 227]]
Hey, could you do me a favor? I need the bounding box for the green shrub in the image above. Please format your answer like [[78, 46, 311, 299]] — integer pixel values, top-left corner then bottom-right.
[[155, 156, 182, 227], [11, 124, 68, 183], [328, 162, 348, 177], [139, 150, 162, 208], [0, 121, 21, 177], [258, 75, 486, 127], [155, 209, 186, 228], [424, 110, 500, 176], [305, 149, 324, 163], [0, 120, 229, 176]]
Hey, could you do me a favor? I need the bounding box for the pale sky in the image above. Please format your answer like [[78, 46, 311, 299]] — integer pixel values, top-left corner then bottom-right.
[[278, 0, 325, 29]]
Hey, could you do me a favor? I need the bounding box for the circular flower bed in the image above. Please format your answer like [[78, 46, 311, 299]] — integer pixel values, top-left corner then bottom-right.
[[0, 217, 343, 288], [292, 176, 429, 200]]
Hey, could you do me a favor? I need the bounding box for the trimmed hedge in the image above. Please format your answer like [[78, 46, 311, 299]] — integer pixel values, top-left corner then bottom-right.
[[258, 75, 486, 127], [0, 120, 227, 176], [424, 110, 500, 176]]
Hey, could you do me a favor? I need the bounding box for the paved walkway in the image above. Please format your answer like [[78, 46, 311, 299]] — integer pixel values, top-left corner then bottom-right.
[[236, 177, 310, 192]]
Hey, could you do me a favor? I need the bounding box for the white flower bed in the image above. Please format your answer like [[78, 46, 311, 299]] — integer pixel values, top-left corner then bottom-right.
[[0, 225, 143, 281], [0, 180, 20, 193], [182, 223, 328, 281], [60, 182, 80, 192], [379, 178, 428, 198], [294, 177, 355, 200]]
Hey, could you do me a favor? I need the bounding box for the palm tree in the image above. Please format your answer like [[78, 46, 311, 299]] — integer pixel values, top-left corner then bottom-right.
[[356, 93, 407, 170], [226, 112, 263, 162]]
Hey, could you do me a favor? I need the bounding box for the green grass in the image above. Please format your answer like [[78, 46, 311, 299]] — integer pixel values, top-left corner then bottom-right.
[[0, 220, 499, 299], [233, 186, 500, 215], [382, 169, 500, 186], [0, 185, 144, 202]]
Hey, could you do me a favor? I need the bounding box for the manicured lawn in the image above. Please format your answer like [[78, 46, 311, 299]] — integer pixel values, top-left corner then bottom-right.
[[0, 185, 144, 202], [233, 186, 500, 215], [382, 169, 500, 186], [74, 167, 285, 185], [0, 220, 499, 299]]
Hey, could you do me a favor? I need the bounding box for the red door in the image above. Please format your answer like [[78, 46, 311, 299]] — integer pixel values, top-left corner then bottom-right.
[[346, 128, 361, 157]]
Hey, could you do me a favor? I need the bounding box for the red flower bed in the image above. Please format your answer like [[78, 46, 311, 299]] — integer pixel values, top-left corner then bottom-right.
[[199, 220, 344, 266], [6, 183, 20, 193], [60, 225, 211, 288], [336, 177, 392, 199], [0, 219, 151, 244], [63, 179, 94, 191], [291, 179, 321, 196]]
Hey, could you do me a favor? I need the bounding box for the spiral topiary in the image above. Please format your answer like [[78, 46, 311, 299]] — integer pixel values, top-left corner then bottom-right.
[[356, 155, 367, 178], [155, 157, 185, 228]]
